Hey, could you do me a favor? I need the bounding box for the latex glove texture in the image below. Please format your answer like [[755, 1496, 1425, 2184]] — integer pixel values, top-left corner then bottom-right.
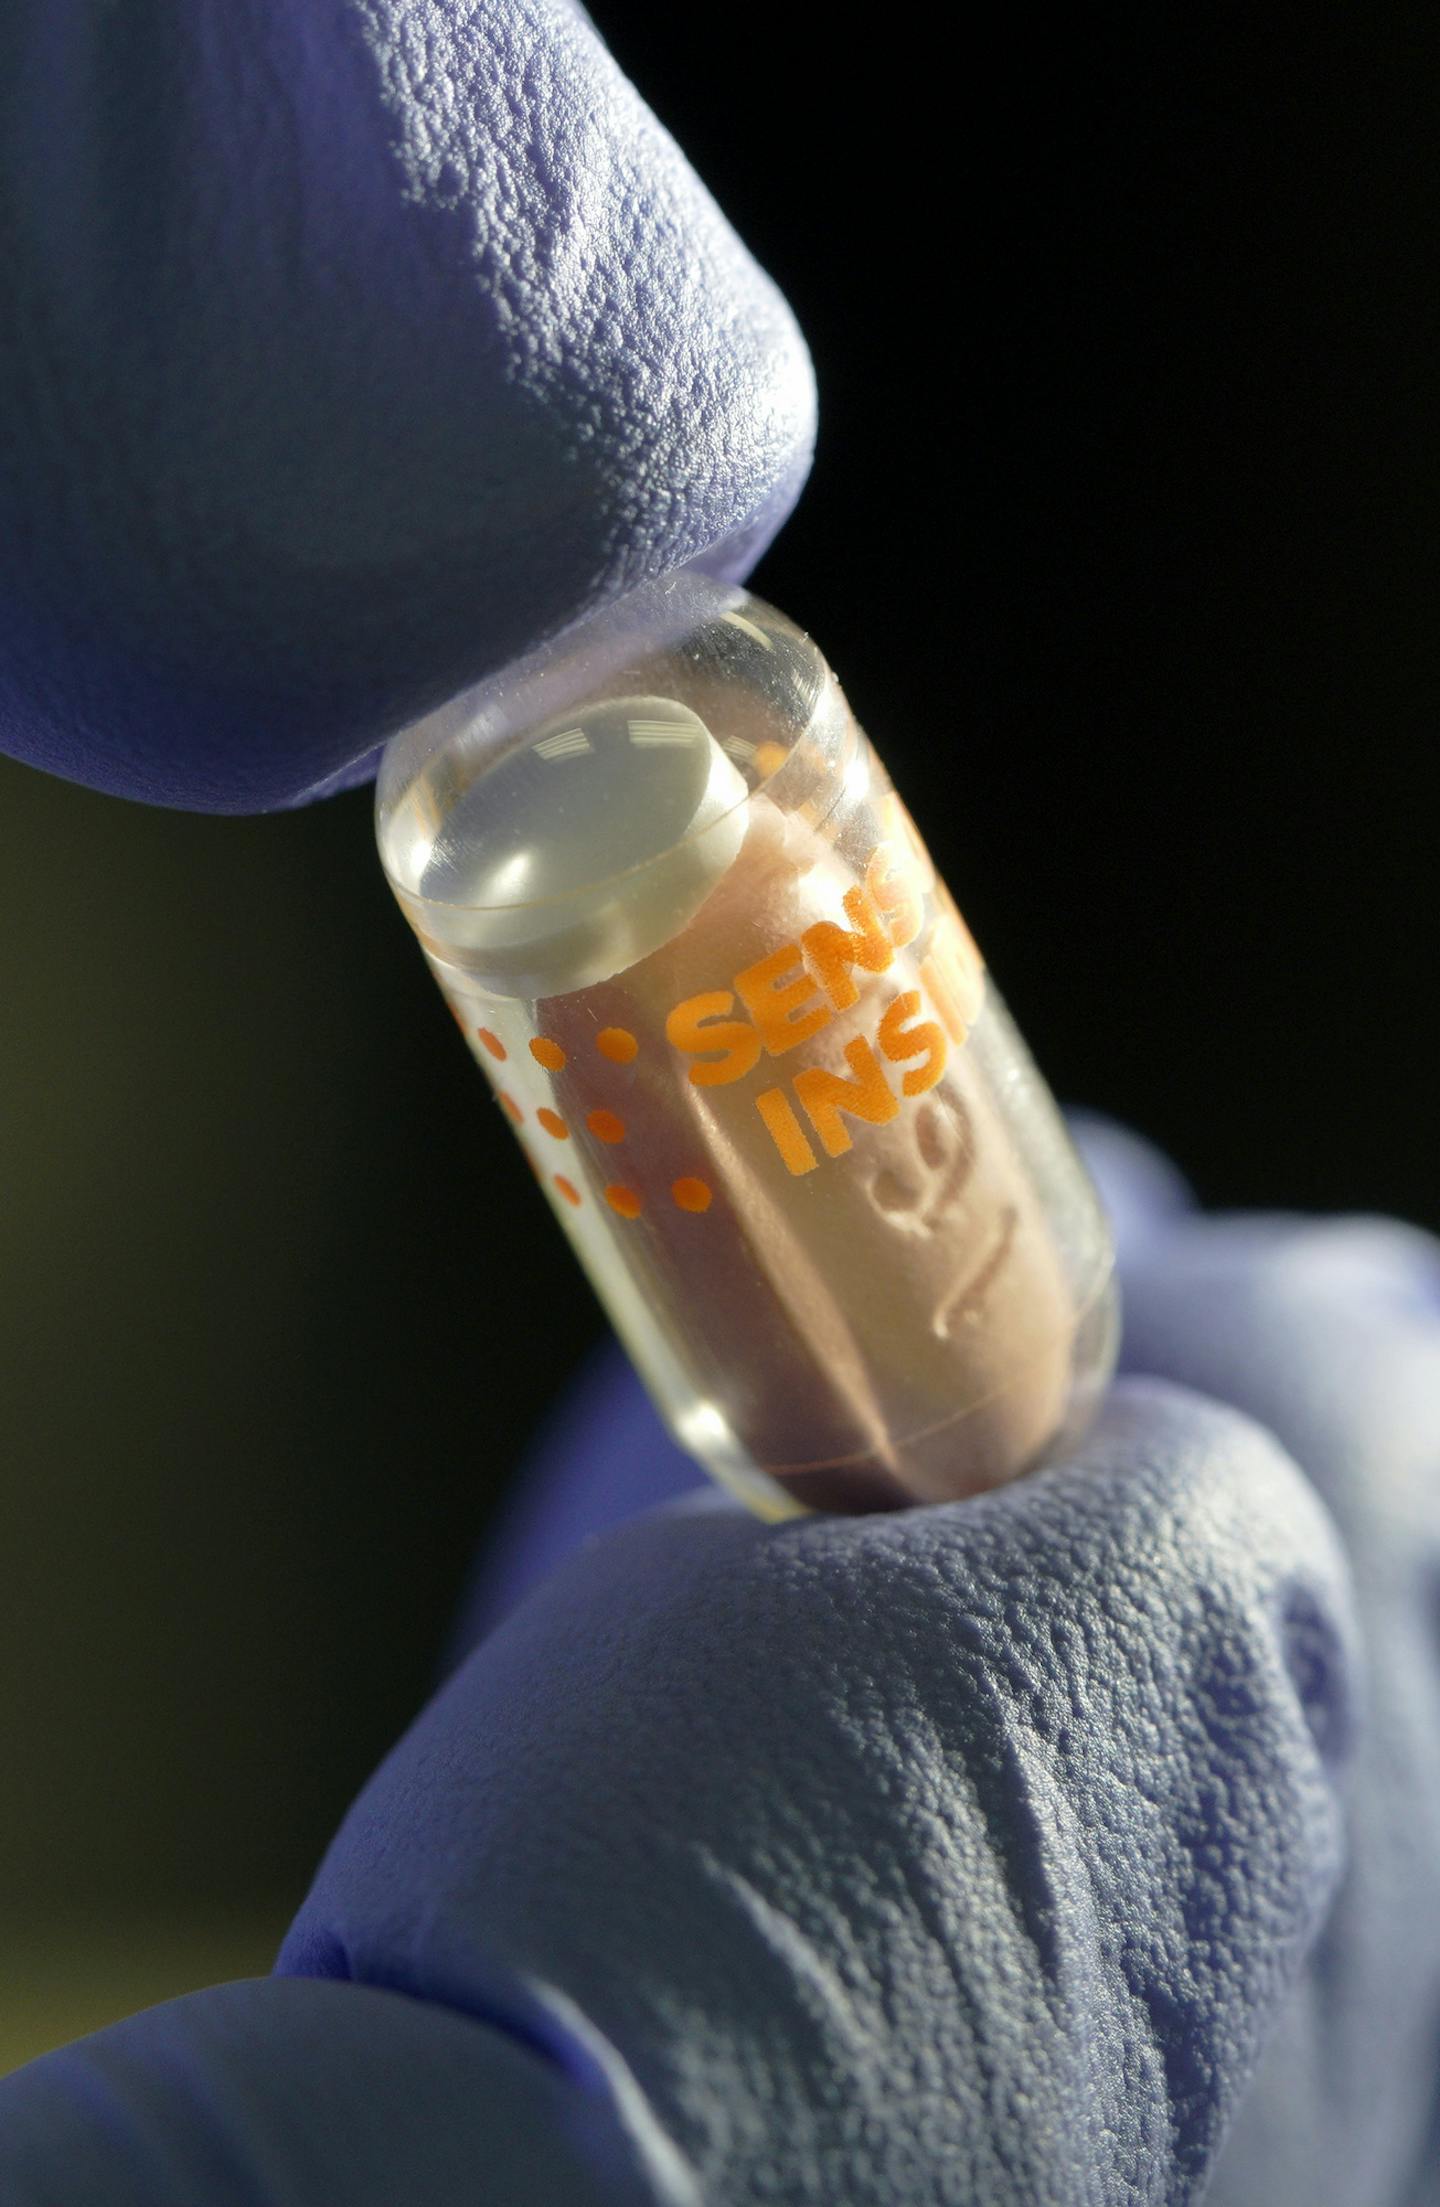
[[9, 1126, 1440, 2205], [0, 0, 814, 809]]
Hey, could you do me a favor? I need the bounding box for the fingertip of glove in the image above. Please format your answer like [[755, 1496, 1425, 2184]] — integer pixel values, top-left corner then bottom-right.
[[0, 0, 817, 814], [1134, 1208, 1440, 1320], [1068, 1113, 1195, 1261], [277, 744, 384, 809], [451, 1350, 703, 1661], [1062, 1376, 1351, 1580], [1064, 1377, 1361, 1767]]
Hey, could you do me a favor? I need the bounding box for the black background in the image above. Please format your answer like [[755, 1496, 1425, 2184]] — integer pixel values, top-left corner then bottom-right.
[[2, 8, 1436, 1916]]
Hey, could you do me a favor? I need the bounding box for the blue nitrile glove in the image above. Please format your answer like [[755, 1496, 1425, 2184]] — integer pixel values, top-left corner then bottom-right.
[[7, 1124, 1440, 2206], [0, 0, 813, 810], [7, 8, 1440, 2201]]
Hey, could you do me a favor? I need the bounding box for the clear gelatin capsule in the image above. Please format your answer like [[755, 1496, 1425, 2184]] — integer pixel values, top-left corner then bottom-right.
[[376, 574, 1118, 1516]]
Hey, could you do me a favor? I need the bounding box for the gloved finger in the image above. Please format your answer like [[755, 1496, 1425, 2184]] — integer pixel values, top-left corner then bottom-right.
[[0, 1974, 689, 2206], [1068, 1110, 1196, 1262], [281, 1378, 1356, 2206], [449, 1343, 699, 1658], [1113, 1210, 1440, 2207], [2, 0, 814, 811], [459, 1111, 1192, 1647]]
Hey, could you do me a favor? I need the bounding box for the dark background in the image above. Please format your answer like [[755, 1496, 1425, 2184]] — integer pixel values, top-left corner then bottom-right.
[[2, 8, 1436, 1959]]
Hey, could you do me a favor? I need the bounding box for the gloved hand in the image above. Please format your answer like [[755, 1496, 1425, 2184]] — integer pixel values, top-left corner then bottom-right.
[[8, 8, 1440, 2202], [5, 1123, 1440, 2206], [0, 0, 813, 810]]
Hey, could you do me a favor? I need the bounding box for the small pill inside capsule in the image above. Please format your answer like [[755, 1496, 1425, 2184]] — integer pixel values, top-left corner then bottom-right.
[[376, 575, 1117, 1516]]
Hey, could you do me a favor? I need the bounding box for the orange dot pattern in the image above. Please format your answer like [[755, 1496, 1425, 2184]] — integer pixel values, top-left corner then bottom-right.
[[477, 1010, 719, 1225]]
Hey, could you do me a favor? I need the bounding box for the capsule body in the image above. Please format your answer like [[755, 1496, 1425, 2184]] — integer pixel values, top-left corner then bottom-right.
[[376, 576, 1116, 1515]]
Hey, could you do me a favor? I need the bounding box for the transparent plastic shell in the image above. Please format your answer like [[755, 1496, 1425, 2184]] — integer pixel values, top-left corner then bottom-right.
[[376, 574, 1117, 1516]]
